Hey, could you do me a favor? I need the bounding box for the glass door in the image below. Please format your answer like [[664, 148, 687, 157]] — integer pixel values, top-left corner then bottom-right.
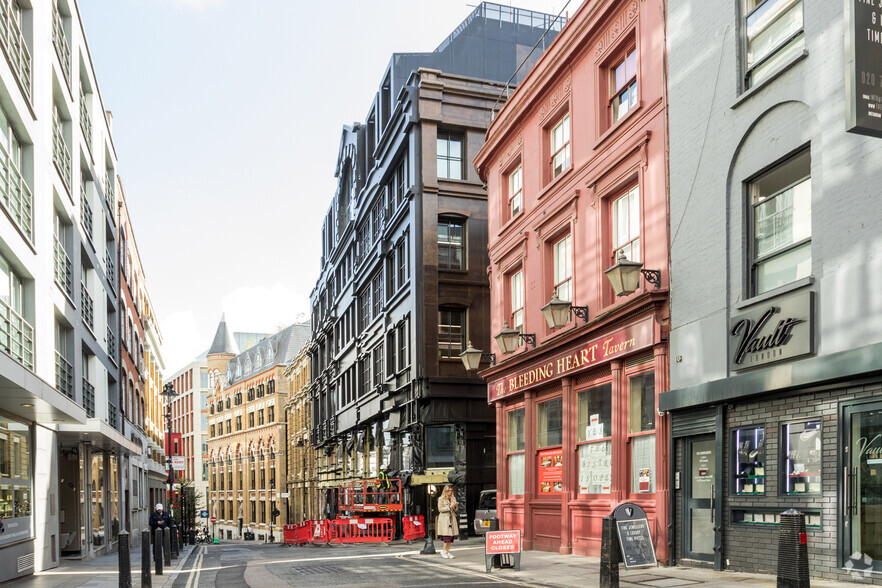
[[685, 436, 715, 561], [844, 402, 882, 573]]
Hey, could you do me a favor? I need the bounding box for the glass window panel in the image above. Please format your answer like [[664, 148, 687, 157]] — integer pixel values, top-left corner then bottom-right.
[[427, 425, 455, 468], [628, 372, 655, 434], [750, 34, 804, 86], [783, 420, 821, 495], [509, 452, 525, 495], [734, 426, 766, 494], [508, 408, 525, 451], [538, 397, 563, 448], [0, 484, 11, 518], [448, 138, 461, 159], [747, 0, 802, 67], [577, 384, 612, 441], [437, 138, 448, 157], [579, 440, 612, 494], [631, 434, 656, 493], [626, 49, 637, 80]]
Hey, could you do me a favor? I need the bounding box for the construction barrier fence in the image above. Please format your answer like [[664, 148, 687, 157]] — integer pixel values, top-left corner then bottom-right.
[[329, 517, 394, 543], [402, 515, 425, 541]]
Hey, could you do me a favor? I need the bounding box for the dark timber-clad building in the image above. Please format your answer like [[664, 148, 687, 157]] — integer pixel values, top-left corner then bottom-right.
[[308, 2, 563, 534]]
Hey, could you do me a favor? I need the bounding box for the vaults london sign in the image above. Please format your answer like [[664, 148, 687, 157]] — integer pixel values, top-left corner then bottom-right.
[[488, 317, 655, 402], [728, 291, 814, 372]]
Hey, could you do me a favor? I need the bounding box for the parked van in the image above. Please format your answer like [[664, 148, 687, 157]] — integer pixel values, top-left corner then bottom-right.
[[473, 489, 497, 535]]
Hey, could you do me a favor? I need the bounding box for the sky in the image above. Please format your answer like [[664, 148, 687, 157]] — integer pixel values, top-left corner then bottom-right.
[[78, 0, 580, 376]]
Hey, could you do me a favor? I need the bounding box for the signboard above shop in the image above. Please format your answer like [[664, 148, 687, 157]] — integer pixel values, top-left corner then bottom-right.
[[846, 0, 882, 137], [488, 317, 655, 402], [728, 291, 814, 372]]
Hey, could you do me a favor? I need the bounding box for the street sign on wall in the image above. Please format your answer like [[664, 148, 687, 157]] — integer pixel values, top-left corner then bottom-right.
[[200, 510, 209, 518]]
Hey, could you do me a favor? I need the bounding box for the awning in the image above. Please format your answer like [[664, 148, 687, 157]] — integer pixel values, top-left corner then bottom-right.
[[0, 352, 86, 424], [57, 418, 142, 454]]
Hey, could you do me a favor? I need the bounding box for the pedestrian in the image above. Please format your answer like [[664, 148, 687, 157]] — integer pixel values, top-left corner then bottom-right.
[[149, 503, 172, 542], [436, 485, 458, 559]]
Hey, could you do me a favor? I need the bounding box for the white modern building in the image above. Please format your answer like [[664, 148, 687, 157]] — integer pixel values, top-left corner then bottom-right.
[[166, 356, 211, 515], [0, 1, 146, 581]]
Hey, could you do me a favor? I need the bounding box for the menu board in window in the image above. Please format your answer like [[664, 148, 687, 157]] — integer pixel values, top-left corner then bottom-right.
[[783, 420, 821, 495], [537, 448, 563, 494], [734, 426, 765, 495]]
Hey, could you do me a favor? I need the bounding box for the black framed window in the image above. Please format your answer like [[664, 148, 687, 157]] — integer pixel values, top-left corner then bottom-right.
[[436, 131, 463, 180], [438, 307, 465, 358], [438, 218, 465, 270], [782, 419, 821, 495]]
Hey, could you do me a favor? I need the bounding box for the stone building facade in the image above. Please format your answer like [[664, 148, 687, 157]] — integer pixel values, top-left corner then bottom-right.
[[284, 342, 317, 522]]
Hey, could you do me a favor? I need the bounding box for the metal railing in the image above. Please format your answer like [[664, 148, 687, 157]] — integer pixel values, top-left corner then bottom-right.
[[79, 85, 92, 151], [54, 237, 73, 297], [56, 351, 74, 398], [52, 111, 71, 193], [80, 184, 92, 240], [52, 2, 70, 86], [106, 325, 116, 357], [108, 402, 117, 428], [83, 377, 95, 418], [105, 248, 115, 289], [81, 282, 93, 331], [0, 297, 32, 370], [104, 173, 114, 210], [0, 135, 31, 240], [0, 0, 31, 100]]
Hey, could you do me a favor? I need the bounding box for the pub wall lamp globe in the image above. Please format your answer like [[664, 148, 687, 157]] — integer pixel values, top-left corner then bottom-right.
[[459, 340, 496, 371], [541, 289, 589, 329], [604, 251, 662, 297], [494, 322, 536, 355]]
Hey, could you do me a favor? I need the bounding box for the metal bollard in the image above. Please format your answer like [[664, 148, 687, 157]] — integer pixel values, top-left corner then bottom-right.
[[599, 515, 620, 588], [180, 527, 185, 550], [170, 524, 179, 559], [777, 509, 810, 588], [153, 527, 164, 576], [141, 529, 152, 587], [162, 527, 172, 566], [118, 530, 132, 588], [189, 529, 196, 545]]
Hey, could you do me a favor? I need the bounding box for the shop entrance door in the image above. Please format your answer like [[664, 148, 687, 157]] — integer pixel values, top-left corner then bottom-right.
[[684, 436, 715, 562], [843, 402, 882, 574]]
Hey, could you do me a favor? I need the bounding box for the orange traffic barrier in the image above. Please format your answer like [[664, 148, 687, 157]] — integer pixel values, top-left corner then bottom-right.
[[329, 517, 394, 543], [402, 515, 425, 541]]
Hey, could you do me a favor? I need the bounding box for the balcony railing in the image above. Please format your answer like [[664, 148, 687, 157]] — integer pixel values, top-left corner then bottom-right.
[[104, 174, 114, 210], [81, 282, 93, 331], [80, 184, 93, 241], [82, 377, 94, 418], [0, 0, 31, 100], [0, 297, 32, 370], [52, 112, 71, 193], [105, 248, 115, 289], [79, 85, 92, 151], [108, 402, 117, 428], [54, 237, 72, 297], [55, 351, 73, 398], [106, 325, 116, 358], [0, 135, 31, 241], [52, 2, 70, 86]]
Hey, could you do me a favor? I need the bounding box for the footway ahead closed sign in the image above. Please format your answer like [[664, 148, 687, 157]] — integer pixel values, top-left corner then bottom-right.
[[484, 529, 521, 572]]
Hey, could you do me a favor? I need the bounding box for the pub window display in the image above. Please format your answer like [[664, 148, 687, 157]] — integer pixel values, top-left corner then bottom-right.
[[782, 420, 821, 495], [734, 426, 766, 495]]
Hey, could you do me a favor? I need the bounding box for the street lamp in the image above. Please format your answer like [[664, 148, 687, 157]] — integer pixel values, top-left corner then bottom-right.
[[160, 383, 178, 521], [604, 251, 662, 297], [459, 341, 496, 371], [541, 289, 590, 329], [269, 477, 277, 543], [494, 322, 536, 355]]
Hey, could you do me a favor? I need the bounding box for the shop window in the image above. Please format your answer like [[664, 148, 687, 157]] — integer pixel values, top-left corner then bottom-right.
[[550, 113, 571, 179], [553, 234, 572, 302], [507, 409, 525, 495], [577, 384, 612, 494], [743, 0, 804, 89], [612, 185, 640, 263], [509, 269, 524, 332], [734, 425, 766, 495], [750, 149, 811, 295], [782, 419, 820, 495], [437, 131, 464, 180], [438, 307, 465, 358], [628, 371, 655, 493], [537, 397, 563, 448], [609, 44, 637, 124], [508, 164, 523, 218], [427, 425, 455, 468]]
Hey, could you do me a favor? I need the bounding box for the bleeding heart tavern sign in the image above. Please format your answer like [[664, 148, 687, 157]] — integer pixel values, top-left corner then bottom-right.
[[728, 291, 814, 372]]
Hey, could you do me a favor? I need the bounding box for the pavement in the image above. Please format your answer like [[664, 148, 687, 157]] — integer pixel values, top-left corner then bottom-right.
[[3, 537, 860, 588]]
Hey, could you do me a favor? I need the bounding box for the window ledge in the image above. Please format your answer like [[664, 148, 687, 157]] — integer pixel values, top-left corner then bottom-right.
[[731, 50, 809, 110], [497, 209, 526, 237], [537, 165, 574, 202], [734, 276, 814, 310], [439, 268, 468, 275], [593, 101, 644, 152]]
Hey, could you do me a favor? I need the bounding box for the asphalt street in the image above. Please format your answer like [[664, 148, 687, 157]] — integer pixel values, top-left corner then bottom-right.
[[169, 542, 538, 588]]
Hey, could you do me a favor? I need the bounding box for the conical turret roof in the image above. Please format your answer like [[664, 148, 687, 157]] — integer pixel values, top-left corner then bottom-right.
[[207, 313, 238, 356]]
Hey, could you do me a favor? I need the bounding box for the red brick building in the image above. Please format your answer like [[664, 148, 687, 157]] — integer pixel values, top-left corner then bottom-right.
[[474, 0, 670, 560]]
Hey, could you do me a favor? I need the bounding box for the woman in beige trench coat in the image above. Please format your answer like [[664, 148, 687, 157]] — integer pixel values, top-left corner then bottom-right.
[[436, 485, 458, 558]]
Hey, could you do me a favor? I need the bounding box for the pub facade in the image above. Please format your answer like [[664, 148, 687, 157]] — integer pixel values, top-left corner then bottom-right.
[[474, 0, 670, 560]]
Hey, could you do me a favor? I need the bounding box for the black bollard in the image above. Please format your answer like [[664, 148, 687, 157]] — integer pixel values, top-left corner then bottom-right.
[[170, 524, 179, 560], [180, 526, 185, 550], [141, 529, 152, 587], [189, 529, 196, 545], [777, 510, 810, 588], [600, 515, 620, 588], [163, 527, 172, 566], [118, 530, 132, 588], [154, 528, 164, 576]]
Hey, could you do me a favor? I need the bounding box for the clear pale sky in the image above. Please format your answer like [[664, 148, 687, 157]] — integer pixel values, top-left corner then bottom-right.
[[78, 0, 580, 376]]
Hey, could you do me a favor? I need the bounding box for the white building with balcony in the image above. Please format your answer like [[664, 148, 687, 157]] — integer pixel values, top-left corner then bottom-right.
[[0, 1, 140, 581]]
